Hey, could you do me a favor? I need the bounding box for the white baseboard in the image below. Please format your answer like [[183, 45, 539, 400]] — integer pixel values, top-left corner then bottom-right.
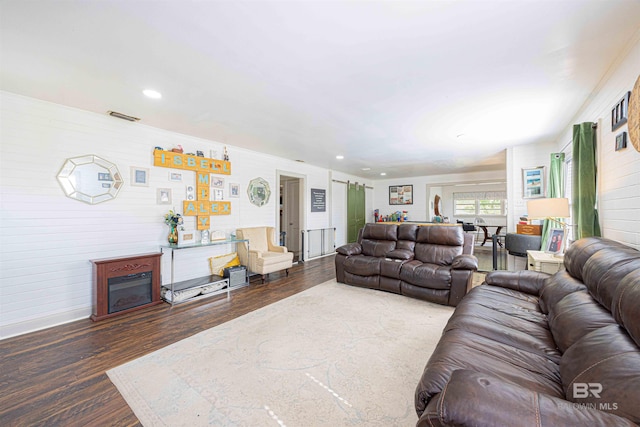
[[0, 307, 91, 340]]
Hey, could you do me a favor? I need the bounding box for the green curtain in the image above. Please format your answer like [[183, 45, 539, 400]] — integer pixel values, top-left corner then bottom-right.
[[572, 122, 601, 239], [540, 152, 565, 249]]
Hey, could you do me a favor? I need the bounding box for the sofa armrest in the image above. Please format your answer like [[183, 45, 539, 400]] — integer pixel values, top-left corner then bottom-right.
[[451, 254, 478, 270], [484, 270, 550, 296], [417, 369, 636, 427], [269, 245, 287, 253], [385, 248, 414, 260], [336, 243, 362, 256]]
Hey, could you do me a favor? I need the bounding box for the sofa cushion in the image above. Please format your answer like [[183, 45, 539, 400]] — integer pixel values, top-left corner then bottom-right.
[[385, 248, 413, 260], [361, 239, 396, 257], [563, 237, 632, 283], [611, 270, 640, 347], [445, 285, 560, 362], [414, 226, 464, 265], [420, 370, 638, 427], [539, 270, 587, 315], [380, 258, 405, 279], [415, 328, 564, 415], [548, 291, 617, 353], [362, 223, 397, 240], [560, 324, 640, 423], [343, 272, 379, 289], [343, 256, 381, 276], [400, 261, 452, 290], [398, 223, 418, 240], [582, 247, 640, 311]]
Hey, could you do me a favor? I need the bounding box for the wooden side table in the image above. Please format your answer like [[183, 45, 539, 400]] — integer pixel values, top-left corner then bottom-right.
[[526, 250, 564, 274]]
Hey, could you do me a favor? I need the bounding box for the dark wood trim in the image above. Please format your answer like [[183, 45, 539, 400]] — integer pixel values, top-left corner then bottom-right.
[[0, 255, 336, 426]]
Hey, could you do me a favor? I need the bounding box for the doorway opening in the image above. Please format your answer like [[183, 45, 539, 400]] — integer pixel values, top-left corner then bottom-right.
[[278, 173, 304, 262]]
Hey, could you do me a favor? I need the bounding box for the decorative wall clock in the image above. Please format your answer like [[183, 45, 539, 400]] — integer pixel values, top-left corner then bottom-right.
[[247, 177, 271, 207], [628, 74, 640, 152]]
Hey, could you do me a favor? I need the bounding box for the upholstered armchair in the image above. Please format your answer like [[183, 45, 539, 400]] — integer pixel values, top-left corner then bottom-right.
[[236, 226, 294, 283]]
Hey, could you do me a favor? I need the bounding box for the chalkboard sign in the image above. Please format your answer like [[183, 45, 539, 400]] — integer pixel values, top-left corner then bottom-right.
[[311, 188, 326, 212]]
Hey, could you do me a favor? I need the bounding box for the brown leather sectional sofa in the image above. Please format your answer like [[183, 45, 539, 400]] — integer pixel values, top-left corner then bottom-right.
[[415, 237, 640, 426], [335, 223, 478, 307]]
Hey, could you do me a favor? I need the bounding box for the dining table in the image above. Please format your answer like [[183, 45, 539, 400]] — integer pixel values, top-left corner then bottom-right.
[[478, 224, 506, 246]]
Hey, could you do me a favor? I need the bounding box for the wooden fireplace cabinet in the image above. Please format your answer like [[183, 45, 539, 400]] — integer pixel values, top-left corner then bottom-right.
[[90, 252, 163, 321]]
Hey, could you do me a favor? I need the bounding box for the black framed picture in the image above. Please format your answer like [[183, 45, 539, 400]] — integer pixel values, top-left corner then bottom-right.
[[389, 185, 413, 205], [611, 91, 630, 131]]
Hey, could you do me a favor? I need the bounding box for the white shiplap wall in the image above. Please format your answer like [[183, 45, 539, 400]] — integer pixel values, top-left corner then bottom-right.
[[0, 92, 367, 338], [551, 36, 640, 249]]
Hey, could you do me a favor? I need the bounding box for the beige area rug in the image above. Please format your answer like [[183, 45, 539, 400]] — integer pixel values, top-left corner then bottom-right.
[[107, 280, 455, 426]]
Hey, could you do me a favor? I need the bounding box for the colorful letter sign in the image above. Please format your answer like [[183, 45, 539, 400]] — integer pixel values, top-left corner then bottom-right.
[[153, 150, 231, 230]]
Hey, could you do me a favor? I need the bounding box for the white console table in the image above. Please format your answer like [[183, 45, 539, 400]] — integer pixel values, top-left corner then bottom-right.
[[160, 238, 249, 305]]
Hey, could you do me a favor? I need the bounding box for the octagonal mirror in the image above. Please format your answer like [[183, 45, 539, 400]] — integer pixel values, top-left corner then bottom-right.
[[57, 155, 123, 204], [247, 177, 271, 207]]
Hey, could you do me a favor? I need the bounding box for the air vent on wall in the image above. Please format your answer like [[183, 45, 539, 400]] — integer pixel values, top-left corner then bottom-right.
[[107, 111, 140, 122]]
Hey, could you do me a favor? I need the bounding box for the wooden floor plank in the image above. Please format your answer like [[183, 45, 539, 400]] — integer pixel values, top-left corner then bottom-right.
[[0, 256, 335, 427]]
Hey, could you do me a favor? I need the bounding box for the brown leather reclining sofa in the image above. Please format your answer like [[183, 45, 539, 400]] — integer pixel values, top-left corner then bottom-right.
[[335, 223, 478, 307], [415, 237, 640, 426]]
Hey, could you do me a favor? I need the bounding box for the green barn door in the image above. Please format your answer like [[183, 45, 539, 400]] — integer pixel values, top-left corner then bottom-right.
[[347, 182, 366, 243]]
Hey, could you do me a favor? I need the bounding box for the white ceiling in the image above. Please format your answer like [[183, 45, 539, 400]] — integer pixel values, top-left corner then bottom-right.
[[2, 1, 639, 179]]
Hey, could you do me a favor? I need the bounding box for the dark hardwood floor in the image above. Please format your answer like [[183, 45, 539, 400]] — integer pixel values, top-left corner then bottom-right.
[[0, 255, 336, 427]]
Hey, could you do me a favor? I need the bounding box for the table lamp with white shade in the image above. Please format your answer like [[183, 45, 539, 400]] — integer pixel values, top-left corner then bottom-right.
[[526, 198, 570, 255]]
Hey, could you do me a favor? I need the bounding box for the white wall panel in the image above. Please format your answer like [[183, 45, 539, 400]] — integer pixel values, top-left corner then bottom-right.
[[0, 92, 368, 338], [551, 37, 640, 249]]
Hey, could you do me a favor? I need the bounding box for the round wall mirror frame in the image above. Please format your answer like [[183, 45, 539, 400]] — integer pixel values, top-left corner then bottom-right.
[[57, 155, 123, 204]]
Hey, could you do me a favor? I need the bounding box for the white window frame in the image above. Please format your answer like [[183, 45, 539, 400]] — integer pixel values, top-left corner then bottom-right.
[[453, 192, 507, 216]]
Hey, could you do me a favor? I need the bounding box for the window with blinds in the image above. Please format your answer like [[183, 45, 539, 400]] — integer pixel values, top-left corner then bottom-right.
[[454, 192, 507, 216]]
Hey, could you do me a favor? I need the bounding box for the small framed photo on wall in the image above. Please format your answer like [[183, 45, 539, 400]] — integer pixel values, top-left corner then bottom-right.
[[157, 188, 172, 205], [522, 167, 545, 199], [229, 183, 240, 197], [211, 177, 225, 189], [615, 132, 628, 151], [130, 167, 149, 187]]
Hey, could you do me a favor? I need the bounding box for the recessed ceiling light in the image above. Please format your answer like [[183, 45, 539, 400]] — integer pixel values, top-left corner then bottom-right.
[[361, 167, 371, 171], [143, 89, 162, 99], [380, 172, 386, 176], [336, 155, 344, 160]]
